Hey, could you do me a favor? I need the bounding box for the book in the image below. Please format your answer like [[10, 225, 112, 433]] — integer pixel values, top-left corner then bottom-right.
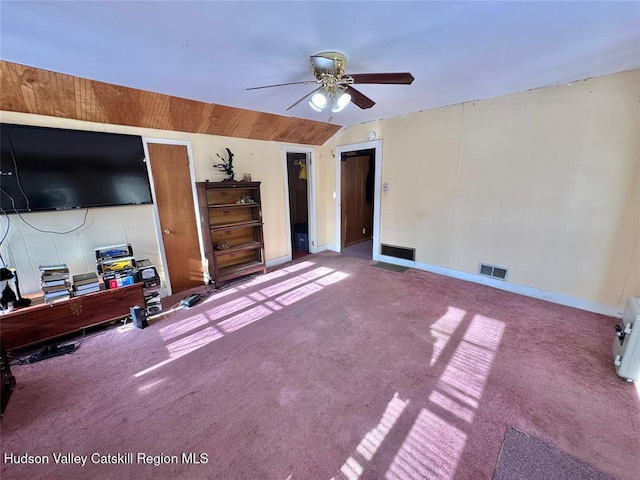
[[39, 264, 69, 274], [42, 282, 71, 293], [45, 294, 71, 304], [72, 272, 99, 286], [74, 281, 100, 292], [73, 282, 101, 295], [44, 289, 71, 300], [74, 285, 101, 296], [39, 263, 68, 270], [41, 272, 70, 283], [41, 279, 67, 287]]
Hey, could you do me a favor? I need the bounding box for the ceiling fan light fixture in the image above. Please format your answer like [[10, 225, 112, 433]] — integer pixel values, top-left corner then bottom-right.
[[249, 51, 413, 115], [331, 89, 351, 112], [309, 89, 329, 111]]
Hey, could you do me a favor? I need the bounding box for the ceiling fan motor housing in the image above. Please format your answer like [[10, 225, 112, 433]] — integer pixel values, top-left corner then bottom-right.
[[311, 51, 348, 80]]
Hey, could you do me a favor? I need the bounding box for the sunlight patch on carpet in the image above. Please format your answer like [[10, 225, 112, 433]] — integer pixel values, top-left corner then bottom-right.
[[430, 306, 467, 366], [135, 264, 348, 377], [430, 315, 505, 423], [386, 408, 467, 480], [239, 260, 316, 289], [385, 313, 506, 479], [332, 393, 410, 480]]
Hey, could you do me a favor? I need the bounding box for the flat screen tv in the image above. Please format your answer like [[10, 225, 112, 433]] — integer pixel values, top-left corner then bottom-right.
[[0, 124, 153, 213]]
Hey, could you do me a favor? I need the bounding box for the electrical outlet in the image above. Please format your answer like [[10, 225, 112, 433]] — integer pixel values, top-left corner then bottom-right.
[[363, 228, 366, 234]]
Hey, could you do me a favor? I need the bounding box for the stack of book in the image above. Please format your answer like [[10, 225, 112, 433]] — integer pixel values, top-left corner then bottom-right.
[[137, 259, 162, 316], [72, 272, 101, 296], [40, 264, 71, 303]]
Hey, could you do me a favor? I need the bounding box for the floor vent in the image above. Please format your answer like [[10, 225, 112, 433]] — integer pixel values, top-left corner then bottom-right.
[[479, 263, 508, 280], [380, 244, 415, 261]]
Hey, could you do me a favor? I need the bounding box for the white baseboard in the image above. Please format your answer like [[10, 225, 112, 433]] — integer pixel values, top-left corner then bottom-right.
[[266, 255, 291, 269], [265, 247, 620, 317], [266, 245, 334, 268], [377, 254, 623, 318]]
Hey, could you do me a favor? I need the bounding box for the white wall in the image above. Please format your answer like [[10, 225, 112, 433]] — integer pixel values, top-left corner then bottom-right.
[[329, 70, 640, 311], [4, 69, 638, 312], [0, 112, 310, 294], [1, 206, 161, 295]]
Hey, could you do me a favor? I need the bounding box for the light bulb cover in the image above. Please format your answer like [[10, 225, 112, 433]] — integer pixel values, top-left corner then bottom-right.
[[331, 90, 351, 112], [308, 100, 323, 112], [309, 89, 328, 111]]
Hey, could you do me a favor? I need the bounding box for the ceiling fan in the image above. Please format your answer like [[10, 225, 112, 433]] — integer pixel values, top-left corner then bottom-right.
[[247, 51, 414, 114]]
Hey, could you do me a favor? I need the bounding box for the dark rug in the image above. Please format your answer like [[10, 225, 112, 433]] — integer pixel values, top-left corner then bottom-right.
[[494, 426, 610, 479], [372, 262, 409, 273]]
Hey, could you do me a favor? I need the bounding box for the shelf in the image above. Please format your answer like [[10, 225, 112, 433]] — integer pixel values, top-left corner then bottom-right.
[[218, 260, 266, 281], [210, 220, 262, 231], [213, 241, 263, 256], [196, 181, 267, 288], [208, 202, 260, 209], [203, 181, 261, 189]]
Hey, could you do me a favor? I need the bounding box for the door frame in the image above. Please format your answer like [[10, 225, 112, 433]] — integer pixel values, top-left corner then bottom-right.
[[282, 145, 318, 260], [335, 140, 382, 261], [142, 137, 202, 296]]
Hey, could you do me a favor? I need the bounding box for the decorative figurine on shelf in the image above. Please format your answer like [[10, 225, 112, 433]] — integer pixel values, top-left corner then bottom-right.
[[214, 148, 236, 182], [236, 195, 255, 205], [214, 241, 230, 251]]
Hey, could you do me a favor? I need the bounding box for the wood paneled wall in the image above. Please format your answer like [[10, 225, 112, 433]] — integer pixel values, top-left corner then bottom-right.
[[0, 60, 341, 145]]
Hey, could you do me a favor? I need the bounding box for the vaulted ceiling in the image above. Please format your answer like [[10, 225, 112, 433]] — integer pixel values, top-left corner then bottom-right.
[[1, 1, 639, 141]]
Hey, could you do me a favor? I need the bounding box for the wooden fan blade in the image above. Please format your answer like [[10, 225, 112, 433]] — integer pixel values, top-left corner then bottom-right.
[[345, 86, 376, 110], [285, 89, 317, 111], [247, 80, 318, 90], [349, 72, 415, 85]]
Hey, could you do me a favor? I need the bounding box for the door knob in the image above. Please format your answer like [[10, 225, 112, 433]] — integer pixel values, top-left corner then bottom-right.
[[163, 228, 171, 234]]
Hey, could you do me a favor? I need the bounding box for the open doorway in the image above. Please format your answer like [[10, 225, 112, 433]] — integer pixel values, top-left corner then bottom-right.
[[286, 152, 310, 260], [335, 140, 382, 261], [340, 148, 375, 258]]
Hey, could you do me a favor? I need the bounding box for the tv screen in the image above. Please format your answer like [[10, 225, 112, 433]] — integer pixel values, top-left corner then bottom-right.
[[0, 124, 153, 213]]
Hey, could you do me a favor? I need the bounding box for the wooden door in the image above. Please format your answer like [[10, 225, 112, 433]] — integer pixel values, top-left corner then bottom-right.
[[341, 152, 374, 248], [147, 143, 202, 293]]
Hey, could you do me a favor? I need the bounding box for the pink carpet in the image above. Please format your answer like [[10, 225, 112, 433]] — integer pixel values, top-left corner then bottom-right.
[[1, 251, 638, 479]]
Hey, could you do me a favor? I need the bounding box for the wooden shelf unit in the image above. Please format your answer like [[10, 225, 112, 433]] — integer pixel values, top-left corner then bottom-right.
[[197, 181, 267, 286]]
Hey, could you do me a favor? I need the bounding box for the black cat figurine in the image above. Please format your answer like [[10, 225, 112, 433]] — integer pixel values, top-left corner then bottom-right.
[[1, 267, 31, 310]]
